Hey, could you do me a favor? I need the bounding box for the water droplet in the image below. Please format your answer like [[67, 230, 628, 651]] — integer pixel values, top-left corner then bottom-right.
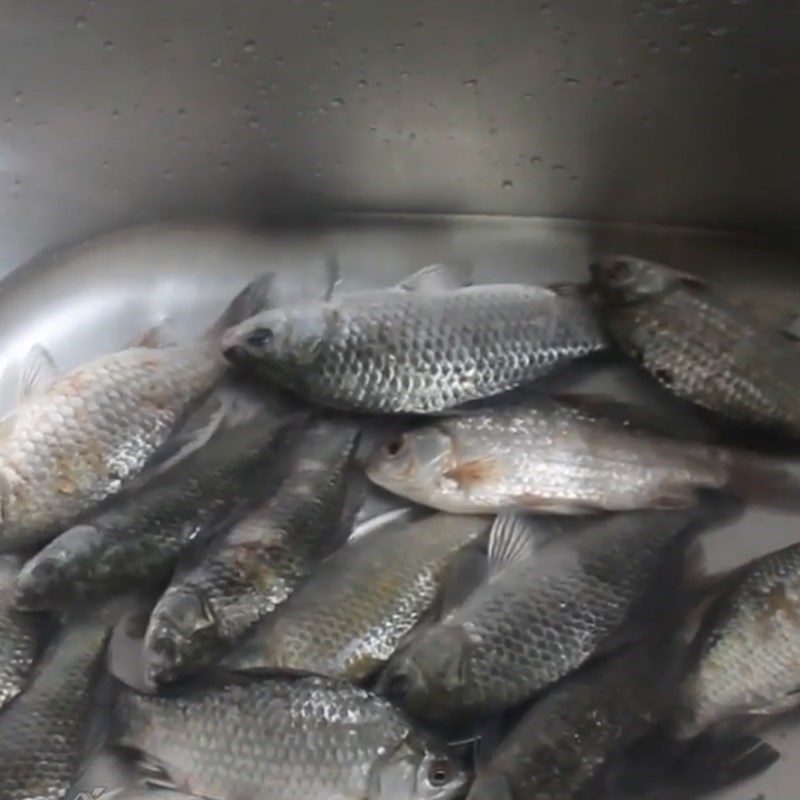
[[612, 79, 627, 90], [74, 15, 87, 29], [564, 77, 580, 87], [523, 92, 534, 101], [248, 117, 259, 128], [243, 39, 257, 53], [463, 78, 479, 88], [709, 26, 729, 37], [102, 160, 109, 168], [552, 163, 566, 172], [330, 97, 345, 107], [648, 41, 661, 53], [393, 42, 406, 52], [220, 160, 230, 170], [357, 79, 368, 88], [13, 178, 21, 186], [501, 179, 514, 189], [529, 156, 542, 165], [211, 57, 222, 68], [111, 109, 120, 118], [162, 36, 172, 45], [400, 70, 410, 80], [679, 40, 692, 51], [731, 0, 748, 4], [103, 40, 114, 50], [12, 91, 23, 105], [163, 170, 174, 180], [730, 68, 742, 79], [541, 2, 551, 12], [177, 107, 187, 115], [489, 127, 498, 136]]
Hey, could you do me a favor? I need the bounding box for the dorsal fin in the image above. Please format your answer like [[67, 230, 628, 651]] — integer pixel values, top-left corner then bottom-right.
[[18, 344, 59, 401], [396, 261, 474, 293], [487, 513, 541, 578]]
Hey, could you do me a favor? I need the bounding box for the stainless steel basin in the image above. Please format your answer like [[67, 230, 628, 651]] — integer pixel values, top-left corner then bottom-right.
[[0, 1, 798, 798]]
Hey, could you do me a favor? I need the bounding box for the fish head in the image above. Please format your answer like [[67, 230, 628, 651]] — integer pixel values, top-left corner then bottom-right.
[[221, 305, 327, 372], [144, 587, 219, 686], [14, 524, 104, 610], [366, 427, 454, 502], [372, 740, 469, 800], [589, 255, 677, 303]]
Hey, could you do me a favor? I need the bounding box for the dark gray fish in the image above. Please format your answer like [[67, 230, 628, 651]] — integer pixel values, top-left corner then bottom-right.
[[225, 513, 491, 681], [0, 555, 41, 710], [142, 419, 361, 685], [222, 263, 606, 413], [466, 647, 674, 800], [112, 674, 469, 800], [14, 413, 299, 610], [382, 501, 732, 719], [590, 255, 800, 436], [0, 603, 120, 800], [677, 540, 800, 738], [0, 273, 278, 551]]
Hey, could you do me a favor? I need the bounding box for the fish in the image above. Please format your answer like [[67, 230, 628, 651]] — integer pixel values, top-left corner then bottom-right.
[[677, 540, 800, 739], [0, 602, 121, 800], [365, 394, 790, 514], [589, 255, 800, 436], [14, 413, 299, 611], [0, 555, 41, 710], [221, 263, 607, 413], [381, 502, 733, 719], [465, 646, 677, 800], [225, 513, 492, 681], [142, 418, 362, 686], [0, 273, 278, 550], [111, 674, 469, 800]]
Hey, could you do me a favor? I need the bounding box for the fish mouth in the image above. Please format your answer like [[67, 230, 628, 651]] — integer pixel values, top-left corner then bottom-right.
[[222, 342, 253, 365]]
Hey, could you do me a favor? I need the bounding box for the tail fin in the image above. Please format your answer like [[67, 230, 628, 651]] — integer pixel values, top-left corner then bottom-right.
[[725, 450, 800, 511], [204, 272, 276, 340]]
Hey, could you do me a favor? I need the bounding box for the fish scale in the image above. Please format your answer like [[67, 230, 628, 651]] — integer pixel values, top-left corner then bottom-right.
[[678, 541, 800, 738], [382, 507, 717, 719], [224, 283, 606, 413], [112, 675, 468, 800], [591, 256, 800, 435], [225, 513, 491, 681], [143, 419, 361, 684]]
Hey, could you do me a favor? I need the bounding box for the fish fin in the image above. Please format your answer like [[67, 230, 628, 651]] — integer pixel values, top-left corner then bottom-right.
[[431, 543, 489, 621], [396, 261, 474, 293], [107, 607, 151, 693], [204, 272, 277, 340], [17, 343, 59, 400], [675, 733, 781, 795], [648, 488, 699, 509], [487, 513, 542, 577], [264, 252, 341, 308], [443, 457, 500, 489], [126, 320, 179, 349]]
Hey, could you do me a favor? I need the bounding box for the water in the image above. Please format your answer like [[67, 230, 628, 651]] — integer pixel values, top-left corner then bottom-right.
[[0, 217, 798, 799]]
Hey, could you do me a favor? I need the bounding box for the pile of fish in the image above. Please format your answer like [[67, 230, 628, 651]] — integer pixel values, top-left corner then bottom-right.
[[1, 255, 800, 800]]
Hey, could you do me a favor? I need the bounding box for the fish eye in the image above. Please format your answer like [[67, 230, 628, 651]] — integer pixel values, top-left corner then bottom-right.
[[427, 758, 454, 787], [246, 327, 274, 349], [384, 435, 406, 458]]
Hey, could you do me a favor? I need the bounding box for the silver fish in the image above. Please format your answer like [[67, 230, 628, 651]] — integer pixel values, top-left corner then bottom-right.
[[143, 418, 361, 685], [0, 603, 120, 800], [112, 674, 469, 800], [14, 413, 298, 610], [366, 395, 790, 514], [678, 541, 800, 739], [226, 513, 491, 680], [221, 263, 606, 413], [0, 554, 41, 710], [382, 503, 729, 719], [0, 273, 277, 550], [590, 255, 800, 436]]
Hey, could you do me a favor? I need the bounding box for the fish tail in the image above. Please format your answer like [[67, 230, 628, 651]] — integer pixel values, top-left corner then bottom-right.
[[204, 273, 277, 340], [724, 450, 800, 511]]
